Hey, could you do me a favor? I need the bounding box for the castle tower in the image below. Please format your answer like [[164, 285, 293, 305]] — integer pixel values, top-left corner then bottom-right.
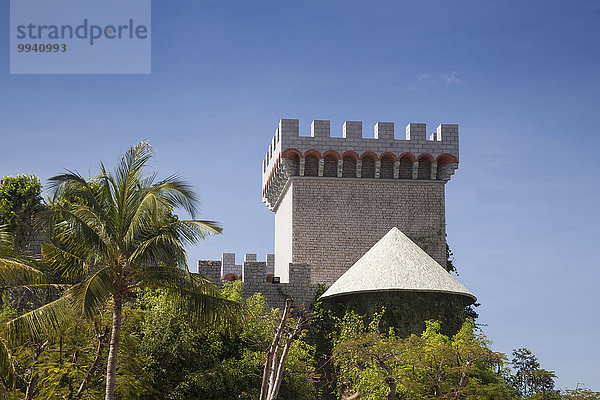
[[262, 119, 459, 284]]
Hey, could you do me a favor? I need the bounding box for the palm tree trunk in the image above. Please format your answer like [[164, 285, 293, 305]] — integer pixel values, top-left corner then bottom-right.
[[104, 292, 123, 400]]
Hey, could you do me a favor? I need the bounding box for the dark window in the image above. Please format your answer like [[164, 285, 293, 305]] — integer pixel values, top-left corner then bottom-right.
[[417, 158, 432, 180], [380, 156, 394, 179], [287, 154, 300, 176], [304, 155, 319, 176], [323, 155, 338, 177], [399, 156, 413, 179], [342, 156, 356, 178], [362, 156, 375, 178]]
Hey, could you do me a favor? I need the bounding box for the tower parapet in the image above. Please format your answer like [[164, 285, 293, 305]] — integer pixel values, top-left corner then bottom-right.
[[262, 119, 459, 210]]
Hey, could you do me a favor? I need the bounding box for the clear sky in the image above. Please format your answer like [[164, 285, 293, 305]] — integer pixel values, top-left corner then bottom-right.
[[1, 0, 599, 390]]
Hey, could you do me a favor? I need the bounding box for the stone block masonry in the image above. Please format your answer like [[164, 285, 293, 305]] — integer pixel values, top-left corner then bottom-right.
[[197, 257, 318, 310], [212, 253, 275, 280], [17, 233, 45, 255], [275, 177, 447, 283]]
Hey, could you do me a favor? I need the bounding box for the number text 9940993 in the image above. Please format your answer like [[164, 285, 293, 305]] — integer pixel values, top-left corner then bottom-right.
[[17, 43, 67, 52]]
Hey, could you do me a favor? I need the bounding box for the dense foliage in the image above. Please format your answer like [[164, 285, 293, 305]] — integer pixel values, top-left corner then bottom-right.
[[137, 282, 316, 400], [333, 311, 513, 399], [330, 310, 598, 400], [0, 175, 44, 246], [1, 282, 317, 400]]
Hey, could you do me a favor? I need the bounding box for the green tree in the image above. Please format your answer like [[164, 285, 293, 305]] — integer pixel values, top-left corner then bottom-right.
[[134, 282, 316, 400], [0, 175, 44, 246], [333, 311, 514, 399], [7, 142, 244, 400], [562, 387, 600, 399], [509, 348, 559, 399]]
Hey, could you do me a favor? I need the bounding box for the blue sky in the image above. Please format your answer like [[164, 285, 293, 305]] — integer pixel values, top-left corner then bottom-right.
[[1, 0, 599, 390]]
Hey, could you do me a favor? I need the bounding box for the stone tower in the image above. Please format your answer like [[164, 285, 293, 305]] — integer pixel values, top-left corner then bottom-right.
[[262, 119, 459, 284]]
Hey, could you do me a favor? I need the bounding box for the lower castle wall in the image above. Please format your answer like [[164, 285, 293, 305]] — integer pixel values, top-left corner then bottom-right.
[[17, 232, 46, 255], [278, 177, 447, 284], [198, 260, 319, 310]]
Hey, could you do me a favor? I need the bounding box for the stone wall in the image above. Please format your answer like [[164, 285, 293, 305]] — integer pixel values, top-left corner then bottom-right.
[[275, 177, 447, 284], [197, 259, 319, 310], [17, 232, 46, 255]]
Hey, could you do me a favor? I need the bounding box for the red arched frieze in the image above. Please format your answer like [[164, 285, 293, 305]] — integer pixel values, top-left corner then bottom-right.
[[341, 150, 359, 161], [322, 150, 341, 160], [436, 153, 459, 165], [282, 148, 302, 160]]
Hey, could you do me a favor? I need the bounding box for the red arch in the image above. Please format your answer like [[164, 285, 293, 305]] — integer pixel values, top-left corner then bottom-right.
[[360, 151, 378, 161], [303, 149, 322, 159], [323, 150, 341, 160], [398, 152, 417, 163], [436, 153, 459, 164], [417, 153, 434, 163], [282, 148, 302, 160], [342, 150, 359, 160], [222, 273, 239, 282], [379, 152, 397, 162]]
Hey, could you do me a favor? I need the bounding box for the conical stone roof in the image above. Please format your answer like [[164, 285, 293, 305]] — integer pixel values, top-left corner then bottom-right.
[[320, 227, 476, 303]]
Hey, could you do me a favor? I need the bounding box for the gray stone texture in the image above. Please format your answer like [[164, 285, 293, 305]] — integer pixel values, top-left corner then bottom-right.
[[275, 177, 447, 284], [197, 259, 318, 309]]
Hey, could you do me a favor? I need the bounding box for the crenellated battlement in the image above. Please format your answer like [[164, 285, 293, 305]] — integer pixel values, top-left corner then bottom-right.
[[197, 254, 317, 309], [262, 119, 459, 210]]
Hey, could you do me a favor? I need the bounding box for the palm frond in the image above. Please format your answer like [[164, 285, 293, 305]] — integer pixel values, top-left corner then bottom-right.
[[0, 225, 19, 261], [170, 220, 222, 244], [69, 267, 115, 318], [0, 338, 15, 388], [151, 176, 200, 218], [41, 241, 93, 280], [6, 269, 113, 343], [128, 232, 187, 269], [0, 259, 45, 289], [47, 170, 88, 192], [127, 219, 220, 270], [47, 207, 108, 249], [7, 283, 70, 290], [0, 226, 13, 259], [167, 279, 247, 333], [6, 292, 74, 345], [139, 265, 246, 332]]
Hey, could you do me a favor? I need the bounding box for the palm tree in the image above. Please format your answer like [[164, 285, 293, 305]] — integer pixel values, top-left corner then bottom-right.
[[7, 142, 243, 400]]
